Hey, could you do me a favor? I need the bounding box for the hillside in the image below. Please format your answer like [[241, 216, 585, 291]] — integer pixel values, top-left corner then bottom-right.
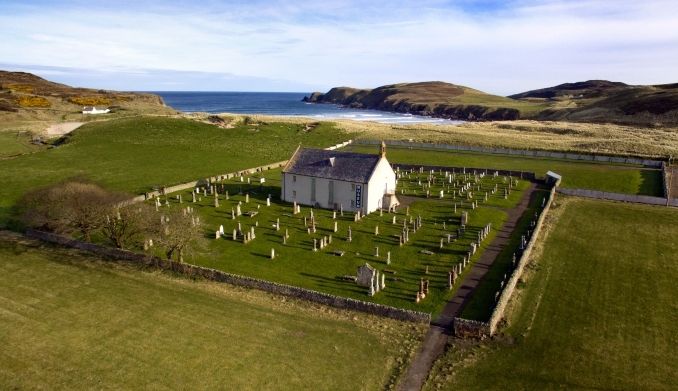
[[306, 80, 678, 126], [0, 71, 174, 123], [303, 82, 549, 121], [508, 80, 628, 99]]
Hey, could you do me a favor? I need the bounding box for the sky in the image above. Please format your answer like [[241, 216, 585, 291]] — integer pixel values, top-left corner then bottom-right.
[[1, 0, 677, 95]]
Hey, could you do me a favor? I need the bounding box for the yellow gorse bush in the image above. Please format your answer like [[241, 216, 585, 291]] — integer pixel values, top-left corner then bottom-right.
[[4, 84, 36, 93], [13, 96, 51, 107], [70, 97, 112, 106]]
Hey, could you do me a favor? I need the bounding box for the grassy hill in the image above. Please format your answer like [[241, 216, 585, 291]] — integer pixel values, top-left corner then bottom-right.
[[303, 82, 550, 121], [0, 71, 174, 123], [305, 80, 678, 126]]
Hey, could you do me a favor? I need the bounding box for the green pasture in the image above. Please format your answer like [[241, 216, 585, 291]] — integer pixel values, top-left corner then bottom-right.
[[0, 232, 427, 390], [0, 117, 352, 224], [0, 131, 43, 158], [149, 169, 508, 315], [347, 145, 662, 196], [424, 198, 678, 391]]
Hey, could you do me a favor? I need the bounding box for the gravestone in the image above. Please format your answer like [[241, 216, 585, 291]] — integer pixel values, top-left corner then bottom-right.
[[374, 247, 379, 257], [387, 251, 391, 265], [357, 263, 376, 285], [270, 248, 275, 259]]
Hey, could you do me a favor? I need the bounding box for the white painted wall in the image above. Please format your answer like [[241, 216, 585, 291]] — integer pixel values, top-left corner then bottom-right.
[[281, 156, 396, 214]]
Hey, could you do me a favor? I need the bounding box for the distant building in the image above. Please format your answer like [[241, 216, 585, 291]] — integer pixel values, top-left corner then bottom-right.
[[281, 142, 398, 213], [82, 106, 110, 114]]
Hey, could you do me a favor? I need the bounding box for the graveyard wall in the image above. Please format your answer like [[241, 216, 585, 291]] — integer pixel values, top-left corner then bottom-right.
[[453, 185, 557, 337], [353, 140, 663, 168], [486, 185, 556, 334], [25, 229, 431, 324], [132, 160, 290, 203], [555, 187, 678, 207], [393, 163, 536, 181], [662, 162, 670, 199]]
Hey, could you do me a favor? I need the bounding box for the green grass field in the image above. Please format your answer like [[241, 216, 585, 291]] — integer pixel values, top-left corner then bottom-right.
[[347, 145, 662, 196], [0, 117, 353, 225], [424, 197, 678, 390], [0, 131, 44, 158], [0, 231, 427, 390], [149, 169, 509, 316]]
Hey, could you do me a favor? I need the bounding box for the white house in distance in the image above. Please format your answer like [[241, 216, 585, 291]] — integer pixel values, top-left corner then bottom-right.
[[82, 106, 110, 114], [281, 142, 399, 214]]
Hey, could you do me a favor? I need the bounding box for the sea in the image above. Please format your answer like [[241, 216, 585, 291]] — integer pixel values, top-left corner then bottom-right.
[[149, 91, 462, 125]]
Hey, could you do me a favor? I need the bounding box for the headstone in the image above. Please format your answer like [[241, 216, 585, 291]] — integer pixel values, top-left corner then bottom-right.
[[334, 221, 338, 232], [219, 225, 224, 234], [392, 215, 397, 224], [285, 228, 289, 239], [266, 198, 270, 207], [245, 194, 249, 203], [381, 273, 385, 290], [374, 246, 379, 257], [357, 263, 376, 285], [231, 208, 235, 220], [271, 248, 275, 259], [192, 192, 196, 203], [214, 197, 219, 207], [276, 218, 280, 231], [216, 231, 221, 239], [293, 201, 298, 214], [313, 238, 317, 252], [250, 226, 255, 239], [233, 229, 237, 240], [236, 204, 242, 216], [375, 225, 379, 235], [347, 226, 352, 242], [387, 252, 391, 265], [225, 191, 229, 200]]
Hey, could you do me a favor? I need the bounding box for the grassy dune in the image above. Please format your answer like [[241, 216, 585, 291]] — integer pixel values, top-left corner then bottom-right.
[[424, 197, 678, 391], [0, 231, 427, 390]]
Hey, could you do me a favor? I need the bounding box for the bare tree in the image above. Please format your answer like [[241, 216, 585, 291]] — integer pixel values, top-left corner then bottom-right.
[[100, 203, 154, 249], [18, 179, 129, 242], [152, 206, 206, 263]]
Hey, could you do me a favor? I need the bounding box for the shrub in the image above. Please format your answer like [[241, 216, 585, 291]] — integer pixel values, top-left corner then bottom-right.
[[13, 96, 51, 107], [69, 97, 112, 106]]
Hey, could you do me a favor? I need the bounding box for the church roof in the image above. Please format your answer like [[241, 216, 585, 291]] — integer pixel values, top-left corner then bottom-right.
[[283, 148, 382, 183]]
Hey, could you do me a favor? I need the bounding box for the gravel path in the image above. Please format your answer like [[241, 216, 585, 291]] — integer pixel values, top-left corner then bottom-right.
[[396, 182, 540, 391]]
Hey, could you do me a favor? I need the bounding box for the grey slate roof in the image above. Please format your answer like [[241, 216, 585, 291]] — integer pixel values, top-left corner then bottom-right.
[[283, 148, 381, 183]]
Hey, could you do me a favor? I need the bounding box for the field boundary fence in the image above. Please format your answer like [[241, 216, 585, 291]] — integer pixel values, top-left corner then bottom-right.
[[352, 140, 663, 168], [25, 229, 431, 324], [555, 187, 678, 207]]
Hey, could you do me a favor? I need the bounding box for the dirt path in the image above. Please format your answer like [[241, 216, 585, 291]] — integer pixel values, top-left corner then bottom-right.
[[396, 182, 540, 391]]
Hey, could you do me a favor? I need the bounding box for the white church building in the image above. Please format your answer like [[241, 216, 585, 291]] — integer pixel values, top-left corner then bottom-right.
[[281, 142, 399, 214]]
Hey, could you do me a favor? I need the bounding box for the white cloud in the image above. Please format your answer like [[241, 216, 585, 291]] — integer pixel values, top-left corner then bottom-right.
[[0, 0, 676, 94]]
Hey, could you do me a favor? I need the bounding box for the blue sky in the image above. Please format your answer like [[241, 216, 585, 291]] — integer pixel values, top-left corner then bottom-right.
[[1, 0, 677, 95]]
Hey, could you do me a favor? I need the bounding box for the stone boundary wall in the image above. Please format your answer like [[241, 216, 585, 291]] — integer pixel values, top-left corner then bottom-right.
[[131, 160, 289, 203], [662, 162, 671, 199], [555, 187, 678, 207], [25, 229, 431, 324], [392, 163, 536, 181], [453, 185, 556, 337], [353, 140, 663, 167], [325, 140, 353, 150]]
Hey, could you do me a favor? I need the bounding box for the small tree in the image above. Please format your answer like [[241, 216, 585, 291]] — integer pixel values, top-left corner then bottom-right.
[[152, 206, 206, 263], [100, 203, 154, 249], [18, 180, 128, 242]]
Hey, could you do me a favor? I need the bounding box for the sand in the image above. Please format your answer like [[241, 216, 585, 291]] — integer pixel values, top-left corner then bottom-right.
[[45, 122, 85, 136]]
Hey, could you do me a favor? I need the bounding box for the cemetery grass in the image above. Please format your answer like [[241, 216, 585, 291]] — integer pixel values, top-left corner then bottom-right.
[[457, 183, 551, 321], [0, 231, 428, 391], [151, 169, 510, 316], [0, 116, 353, 225], [347, 145, 663, 196], [423, 197, 678, 391]]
